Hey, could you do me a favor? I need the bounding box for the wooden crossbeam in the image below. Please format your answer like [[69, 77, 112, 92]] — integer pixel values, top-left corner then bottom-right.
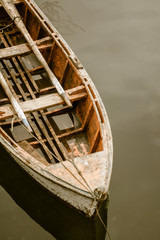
[[0, 0, 22, 7], [4, 32, 40, 93], [0, 86, 86, 120], [0, 37, 52, 60], [5, 66, 44, 79], [57, 127, 83, 139], [29, 65, 44, 75]]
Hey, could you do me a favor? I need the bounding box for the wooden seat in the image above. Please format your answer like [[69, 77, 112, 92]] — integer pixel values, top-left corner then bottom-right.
[[0, 37, 52, 60], [0, 85, 87, 120]]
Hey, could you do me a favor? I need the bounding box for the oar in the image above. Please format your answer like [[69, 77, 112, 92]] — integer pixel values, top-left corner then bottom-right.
[[0, 0, 72, 108], [0, 71, 32, 132]]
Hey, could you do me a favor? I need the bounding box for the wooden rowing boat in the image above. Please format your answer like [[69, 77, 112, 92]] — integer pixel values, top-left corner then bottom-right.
[[0, 0, 113, 217]]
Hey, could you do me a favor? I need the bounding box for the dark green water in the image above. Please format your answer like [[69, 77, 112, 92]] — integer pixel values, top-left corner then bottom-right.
[[0, 0, 160, 239]]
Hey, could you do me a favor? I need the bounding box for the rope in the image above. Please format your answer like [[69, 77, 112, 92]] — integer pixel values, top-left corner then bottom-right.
[[0, 22, 13, 33], [0, 16, 22, 33], [12, 16, 22, 22], [96, 207, 112, 240], [68, 158, 95, 197]]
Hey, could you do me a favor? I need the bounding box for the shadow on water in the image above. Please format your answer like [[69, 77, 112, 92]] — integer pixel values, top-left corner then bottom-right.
[[0, 144, 108, 240]]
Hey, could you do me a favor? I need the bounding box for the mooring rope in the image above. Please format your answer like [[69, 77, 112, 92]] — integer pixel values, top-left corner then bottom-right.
[[96, 207, 112, 240]]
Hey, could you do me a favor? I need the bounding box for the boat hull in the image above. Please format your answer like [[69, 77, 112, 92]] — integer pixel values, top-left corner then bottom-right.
[[0, 135, 100, 217], [0, 0, 113, 217]]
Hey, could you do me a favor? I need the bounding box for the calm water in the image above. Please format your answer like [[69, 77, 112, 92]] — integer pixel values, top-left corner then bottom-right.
[[0, 0, 160, 239]]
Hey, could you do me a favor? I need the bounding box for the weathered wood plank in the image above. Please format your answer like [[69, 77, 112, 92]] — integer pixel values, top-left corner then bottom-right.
[[0, 0, 22, 7], [89, 128, 100, 154], [18, 140, 50, 166], [0, 37, 52, 60], [21, 90, 86, 114], [57, 127, 83, 139], [29, 65, 44, 75], [0, 86, 86, 120], [45, 105, 68, 117]]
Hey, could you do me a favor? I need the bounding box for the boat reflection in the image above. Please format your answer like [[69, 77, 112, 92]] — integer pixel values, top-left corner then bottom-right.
[[0, 144, 109, 240]]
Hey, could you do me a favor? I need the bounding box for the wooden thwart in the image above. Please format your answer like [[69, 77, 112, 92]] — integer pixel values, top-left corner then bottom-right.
[[0, 37, 52, 60], [0, 86, 86, 120]]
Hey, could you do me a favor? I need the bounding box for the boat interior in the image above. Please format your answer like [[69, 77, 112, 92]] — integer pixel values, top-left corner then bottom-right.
[[0, 0, 104, 165]]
